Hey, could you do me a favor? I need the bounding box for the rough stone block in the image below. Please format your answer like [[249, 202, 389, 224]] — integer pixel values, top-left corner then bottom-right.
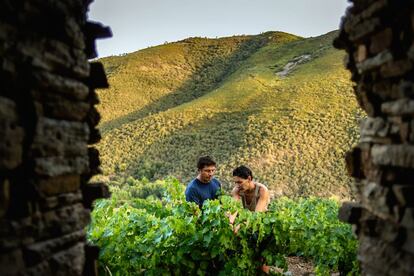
[[360, 181, 400, 221], [339, 202, 363, 223], [34, 156, 89, 177], [35, 118, 89, 143], [42, 203, 90, 236], [50, 242, 85, 276], [398, 121, 410, 142], [345, 147, 364, 178], [349, 0, 380, 14], [356, 50, 393, 73], [88, 127, 101, 144], [85, 21, 112, 40], [370, 28, 392, 54], [359, 144, 383, 181], [0, 249, 25, 276], [23, 230, 84, 266], [348, 17, 381, 42], [372, 144, 414, 168], [86, 106, 101, 128], [355, 85, 380, 116], [35, 175, 81, 196], [381, 167, 414, 184], [0, 217, 35, 250], [42, 97, 91, 121], [360, 117, 390, 139], [64, 17, 85, 49], [372, 80, 393, 100], [38, 191, 83, 210], [358, 234, 414, 275], [381, 59, 412, 78], [88, 62, 109, 89], [40, 196, 59, 210], [356, 44, 367, 62], [0, 178, 10, 218], [360, 0, 388, 19], [393, 185, 414, 207], [25, 260, 51, 276], [398, 81, 414, 98], [19, 38, 90, 79], [401, 208, 414, 229], [0, 22, 17, 42], [359, 217, 379, 238], [84, 21, 112, 59], [407, 42, 414, 61], [84, 244, 99, 276], [0, 96, 17, 120], [380, 221, 401, 244], [72, 48, 90, 78], [82, 182, 110, 209], [403, 230, 414, 255], [0, 97, 24, 170], [33, 71, 89, 101], [382, 98, 414, 116], [88, 90, 100, 105], [87, 147, 101, 175]]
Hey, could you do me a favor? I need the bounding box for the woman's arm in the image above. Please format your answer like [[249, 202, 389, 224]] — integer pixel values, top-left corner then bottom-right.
[[231, 186, 241, 201], [228, 187, 242, 233]]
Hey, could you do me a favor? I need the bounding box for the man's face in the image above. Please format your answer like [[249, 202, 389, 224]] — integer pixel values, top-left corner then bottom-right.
[[233, 176, 251, 192], [198, 165, 216, 183]]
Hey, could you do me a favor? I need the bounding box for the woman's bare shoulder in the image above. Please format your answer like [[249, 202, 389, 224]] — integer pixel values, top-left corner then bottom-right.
[[255, 182, 268, 190], [255, 182, 269, 195]]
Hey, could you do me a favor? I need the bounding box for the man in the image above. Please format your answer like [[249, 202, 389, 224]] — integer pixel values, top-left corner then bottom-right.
[[185, 156, 221, 207], [231, 165, 269, 212]]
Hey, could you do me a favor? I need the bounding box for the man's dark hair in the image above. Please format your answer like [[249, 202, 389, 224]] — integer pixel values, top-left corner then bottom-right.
[[197, 156, 216, 170], [232, 165, 253, 179]]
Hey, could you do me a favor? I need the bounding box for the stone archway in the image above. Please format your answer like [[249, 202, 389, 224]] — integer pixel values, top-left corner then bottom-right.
[[1, 0, 414, 275]]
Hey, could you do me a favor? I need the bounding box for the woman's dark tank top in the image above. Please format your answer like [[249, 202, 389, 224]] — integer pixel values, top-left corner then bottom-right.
[[239, 184, 260, 211]]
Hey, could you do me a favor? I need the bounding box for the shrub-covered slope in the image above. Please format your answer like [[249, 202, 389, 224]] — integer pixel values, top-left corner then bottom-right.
[[96, 31, 364, 198]]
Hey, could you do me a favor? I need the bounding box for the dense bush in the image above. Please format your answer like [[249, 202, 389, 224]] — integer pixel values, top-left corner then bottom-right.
[[87, 178, 359, 275]]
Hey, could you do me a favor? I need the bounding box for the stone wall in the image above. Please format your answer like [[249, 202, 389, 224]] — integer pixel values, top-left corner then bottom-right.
[[334, 0, 414, 275], [0, 0, 111, 275]]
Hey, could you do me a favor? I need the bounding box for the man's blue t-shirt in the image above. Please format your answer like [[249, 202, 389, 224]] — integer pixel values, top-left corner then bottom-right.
[[185, 178, 221, 207]]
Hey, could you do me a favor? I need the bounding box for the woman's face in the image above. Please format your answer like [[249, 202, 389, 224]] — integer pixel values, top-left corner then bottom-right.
[[233, 176, 251, 192]]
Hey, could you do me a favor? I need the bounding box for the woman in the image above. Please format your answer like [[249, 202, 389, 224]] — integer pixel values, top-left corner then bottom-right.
[[229, 165, 271, 273]]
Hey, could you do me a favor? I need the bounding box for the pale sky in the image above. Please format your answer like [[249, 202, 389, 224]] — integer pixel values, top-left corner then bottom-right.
[[88, 0, 349, 57]]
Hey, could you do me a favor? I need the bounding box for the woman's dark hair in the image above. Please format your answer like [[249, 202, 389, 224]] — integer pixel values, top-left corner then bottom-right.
[[232, 165, 253, 179], [197, 156, 216, 170]]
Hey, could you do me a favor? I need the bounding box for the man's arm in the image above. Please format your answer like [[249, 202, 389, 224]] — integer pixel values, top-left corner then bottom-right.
[[255, 184, 270, 212]]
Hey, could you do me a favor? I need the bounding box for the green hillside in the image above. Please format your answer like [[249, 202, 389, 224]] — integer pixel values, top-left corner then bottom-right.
[[96, 31, 364, 198]]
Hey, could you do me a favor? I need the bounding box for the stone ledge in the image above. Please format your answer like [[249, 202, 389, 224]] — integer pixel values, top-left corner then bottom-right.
[[382, 98, 414, 116], [23, 230, 84, 266], [372, 145, 414, 168]]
